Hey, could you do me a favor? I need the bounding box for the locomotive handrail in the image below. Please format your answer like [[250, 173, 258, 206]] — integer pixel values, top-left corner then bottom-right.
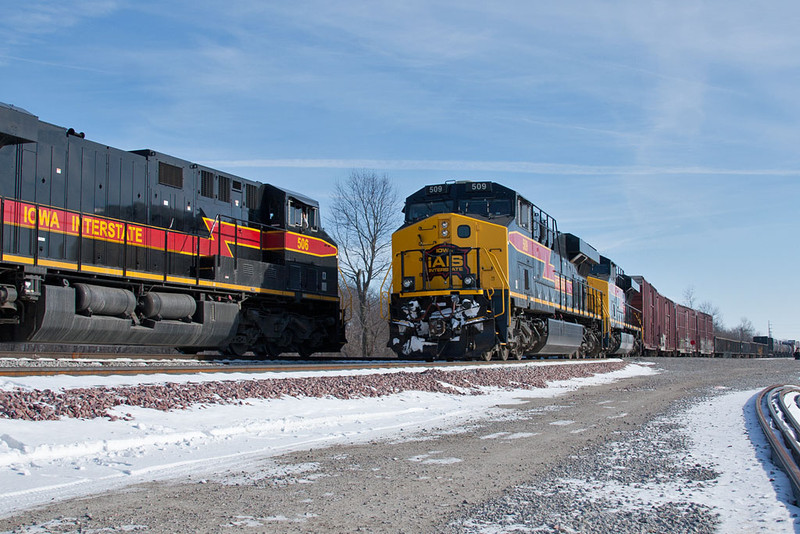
[[378, 266, 392, 320], [485, 248, 507, 318]]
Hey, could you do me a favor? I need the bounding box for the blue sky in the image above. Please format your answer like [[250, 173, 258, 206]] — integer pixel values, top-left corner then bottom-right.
[[2, 1, 799, 339]]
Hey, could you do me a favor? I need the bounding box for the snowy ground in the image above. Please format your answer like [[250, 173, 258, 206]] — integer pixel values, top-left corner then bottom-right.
[[0, 360, 798, 531]]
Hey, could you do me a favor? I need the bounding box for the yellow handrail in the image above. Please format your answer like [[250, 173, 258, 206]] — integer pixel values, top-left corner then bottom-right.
[[378, 266, 393, 320], [485, 249, 508, 318]]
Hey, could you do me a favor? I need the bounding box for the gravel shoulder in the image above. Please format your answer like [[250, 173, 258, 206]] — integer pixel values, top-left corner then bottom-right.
[[1, 358, 798, 533]]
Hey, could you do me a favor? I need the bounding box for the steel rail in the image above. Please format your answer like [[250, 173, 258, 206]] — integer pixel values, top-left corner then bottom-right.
[[756, 385, 800, 504]]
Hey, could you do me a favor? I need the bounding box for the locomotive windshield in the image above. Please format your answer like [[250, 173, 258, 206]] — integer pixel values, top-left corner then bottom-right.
[[404, 198, 511, 222], [405, 200, 455, 222]]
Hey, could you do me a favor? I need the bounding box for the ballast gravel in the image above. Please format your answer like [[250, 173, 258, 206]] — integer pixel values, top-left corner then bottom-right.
[[0, 361, 623, 421]]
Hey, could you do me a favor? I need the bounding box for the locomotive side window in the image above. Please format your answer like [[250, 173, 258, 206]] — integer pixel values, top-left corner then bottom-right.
[[158, 162, 183, 188], [517, 199, 531, 229], [288, 199, 317, 230]]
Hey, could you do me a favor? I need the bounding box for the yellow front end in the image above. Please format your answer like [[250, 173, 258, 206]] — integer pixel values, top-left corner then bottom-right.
[[388, 214, 510, 360]]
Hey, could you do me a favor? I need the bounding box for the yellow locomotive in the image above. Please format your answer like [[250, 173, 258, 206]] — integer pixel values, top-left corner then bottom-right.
[[388, 181, 641, 361]]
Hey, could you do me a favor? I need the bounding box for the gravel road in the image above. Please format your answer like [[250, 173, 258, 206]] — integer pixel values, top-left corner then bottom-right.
[[1, 357, 798, 533]]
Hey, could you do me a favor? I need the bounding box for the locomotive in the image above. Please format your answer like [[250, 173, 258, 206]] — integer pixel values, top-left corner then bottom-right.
[[387, 181, 642, 361], [0, 103, 345, 357]]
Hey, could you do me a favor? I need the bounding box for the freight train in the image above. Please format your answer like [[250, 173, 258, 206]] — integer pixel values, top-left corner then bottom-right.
[[0, 103, 345, 357], [387, 181, 792, 361], [387, 181, 640, 361]]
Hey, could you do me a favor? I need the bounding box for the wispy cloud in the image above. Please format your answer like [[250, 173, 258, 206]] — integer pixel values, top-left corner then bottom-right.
[[200, 158, 800, 177]]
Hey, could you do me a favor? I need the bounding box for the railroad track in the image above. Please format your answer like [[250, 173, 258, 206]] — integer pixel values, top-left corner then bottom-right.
[[756, 384, 800, 504], [0, 356, 578, 377]]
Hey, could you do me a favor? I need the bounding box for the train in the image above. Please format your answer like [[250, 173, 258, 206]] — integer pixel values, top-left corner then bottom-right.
[[0, 103, 345, 357], [0, 103, 792, 361], [387, 181, 794, 361]]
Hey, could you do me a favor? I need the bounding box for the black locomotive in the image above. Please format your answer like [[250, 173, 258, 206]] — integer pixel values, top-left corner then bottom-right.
[[0, 103, 345, 357]]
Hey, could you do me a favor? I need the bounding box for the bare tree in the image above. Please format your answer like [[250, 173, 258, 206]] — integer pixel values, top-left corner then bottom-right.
[[328, 171, 401, 357], [697, 300, 724, 333], [338, 281, 395, 358], [735, 317, 755, 341]]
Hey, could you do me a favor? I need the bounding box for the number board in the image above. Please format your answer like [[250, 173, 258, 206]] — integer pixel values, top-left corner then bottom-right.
[[464, 182, 492, 194], [425, 184, 451, 196]]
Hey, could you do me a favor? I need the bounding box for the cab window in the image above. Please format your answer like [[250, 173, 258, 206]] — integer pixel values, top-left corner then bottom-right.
[[517, 199, 531, 229], [288, 199, 317, 230]]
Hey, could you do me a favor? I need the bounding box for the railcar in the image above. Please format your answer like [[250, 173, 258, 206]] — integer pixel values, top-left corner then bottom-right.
[[0, 103, 345, 357], [631, 275, 713, 357], [387, 181, 637, 361], [587, 255, 641, 356]]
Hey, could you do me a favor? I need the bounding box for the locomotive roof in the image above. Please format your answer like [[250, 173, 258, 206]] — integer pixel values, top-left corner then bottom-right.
[[405, 181, 518, 204], [262, 183, 319, 208], [0, 102, 35, 116]]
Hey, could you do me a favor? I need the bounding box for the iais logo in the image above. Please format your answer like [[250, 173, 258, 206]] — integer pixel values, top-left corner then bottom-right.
[[424, 243, 471, 281]]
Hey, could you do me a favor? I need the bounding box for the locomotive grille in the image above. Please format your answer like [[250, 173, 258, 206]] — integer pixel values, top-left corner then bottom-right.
[[158, 162, 183, 188], [218, 176, 231, 203], [245, 184, 258, 208], [200, 170, 214, 198]]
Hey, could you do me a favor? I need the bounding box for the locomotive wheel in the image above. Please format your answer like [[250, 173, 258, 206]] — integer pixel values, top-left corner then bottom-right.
[[226, 343, 250, 357], [497, 345, 509, 361], [480, 347, 495, 361]]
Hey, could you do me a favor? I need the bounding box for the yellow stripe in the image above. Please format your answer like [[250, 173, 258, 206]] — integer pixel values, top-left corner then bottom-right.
[[81, 264, 124, 276], [37, 259, 79, 270], [124, 270, 164, 281], [1, 254, 34, 265], [166, 275, 196, 285]]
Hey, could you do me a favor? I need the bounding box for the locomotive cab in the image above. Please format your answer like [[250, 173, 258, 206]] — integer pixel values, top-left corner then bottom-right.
[[261, 184, 320, 234]]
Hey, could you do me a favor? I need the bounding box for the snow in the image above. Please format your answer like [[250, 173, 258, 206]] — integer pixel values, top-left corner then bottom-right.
[[0, 361, 798, 531]]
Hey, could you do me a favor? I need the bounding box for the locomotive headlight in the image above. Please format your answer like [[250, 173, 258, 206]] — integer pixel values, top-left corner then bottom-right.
[[441, 221, 448, 229], [441, 229, 449, 237], [463, 275, 475, 287], [402, 277, 415, 291]]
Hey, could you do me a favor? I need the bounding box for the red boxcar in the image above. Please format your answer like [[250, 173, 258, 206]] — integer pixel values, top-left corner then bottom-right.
[[676, 304, 697, 356], [697, 312, 713, 355], [631, 276, 659, 354], [660, 294, 677, 355]]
